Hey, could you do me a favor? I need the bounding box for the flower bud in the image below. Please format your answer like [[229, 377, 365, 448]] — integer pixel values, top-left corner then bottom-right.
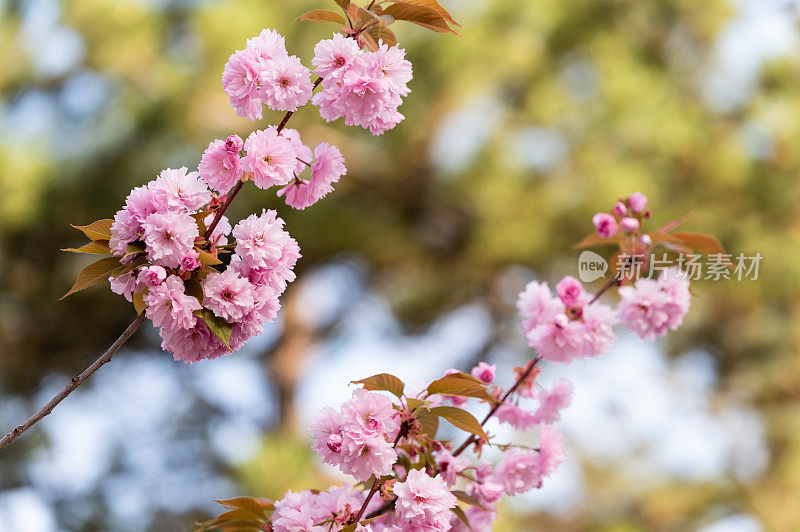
[[628, 191, 647, 213], [592, 213, 618, 238], [620, 217, 640, 232], [137, 265, 167, 287], [181, 255, 201, 272], [613, 201, 627, 217], [224, 134, 243, 154]]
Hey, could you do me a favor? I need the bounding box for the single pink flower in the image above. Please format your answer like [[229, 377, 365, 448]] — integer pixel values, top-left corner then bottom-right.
[[242, 128, 296, 189], [341, 432, 397, 481], [199, 139, 243, 195], [471, 362, 496, 384], [203, 269, 256, 322], [141, 211, 199, 269], [555, 276, 585, 307], [394, 468, 456, 529], [150, 167, 211, 212], [532, 379, 573, 424], [144, 275, 202, 331], [517, 281, 563, 336], [221, 48, 263, 120], [245, 28, 287, 62], [312, 33, 360, 80], [309, 406, 346, 467], [260, 54, 313, 112], [341, 388, 399, 437], [592, 212, 618, 238], [137, 265, 167, 288]]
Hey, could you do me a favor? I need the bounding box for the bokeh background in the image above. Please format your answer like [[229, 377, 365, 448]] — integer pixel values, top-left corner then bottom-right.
[[1, 0, 800, 530]]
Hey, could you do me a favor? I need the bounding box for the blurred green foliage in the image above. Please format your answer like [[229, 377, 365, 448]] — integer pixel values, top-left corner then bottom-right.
[[2, 0, 800, 530]]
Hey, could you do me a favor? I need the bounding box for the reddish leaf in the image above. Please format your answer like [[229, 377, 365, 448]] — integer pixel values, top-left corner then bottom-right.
[[198, 249, 223, 266], [418, 413, 439, 438], [382, 3, 459, 34], [216, 496, 272, 517], [296, 9, 346, 24], [70, 219, 114, 241], [60, 257, 125, 300], [671, 231, 727, 256], [656, 212, 693, 233], [648, 232, 683, 245], [392, 0, 461, 26], [573, 232, 622, 249], [333, 0, 350, 12], [133, 290, 147, 314]]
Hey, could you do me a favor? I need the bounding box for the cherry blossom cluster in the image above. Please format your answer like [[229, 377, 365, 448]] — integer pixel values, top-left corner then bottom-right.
[[65, 25, 418, 363], [223, 30, 413, 135], [202, 190, 717, 532], [107, 167, 299, 362]]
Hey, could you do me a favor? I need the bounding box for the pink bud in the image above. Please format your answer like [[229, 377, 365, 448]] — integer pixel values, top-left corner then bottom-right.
[[137, 265, 167, 287], [471, 362, 496, 384], [620, 217, 640, 232], [592, 213, 618, 238], [556, 276, 584, 307], [224, 134, 243, 154], [641, 234, 652, 246], [326, 433, 343, 453], [554, 313, 569, 328], [180, 255, 201, 272], [613, 201, 627, 217], [628, 192, 648, 213]]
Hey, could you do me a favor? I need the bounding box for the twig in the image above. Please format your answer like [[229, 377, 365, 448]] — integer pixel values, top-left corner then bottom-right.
[[0, 313, 146, 452]]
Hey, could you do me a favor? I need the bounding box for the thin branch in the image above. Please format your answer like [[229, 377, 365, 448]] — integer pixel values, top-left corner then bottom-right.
[[0, 312, 146, 452], [202, 77, 324, 242]]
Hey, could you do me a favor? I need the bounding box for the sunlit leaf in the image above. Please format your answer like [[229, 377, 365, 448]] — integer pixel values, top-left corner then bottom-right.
[[61, 240, 112, 255], [296, 9, 346, 24], [450, 505, 471, 529], [133, 290, 147, 314], [418, 413, 439, 438], [196, 308, 233, 349], [428, 406, 489, 440], [427, 376, 495, 402], [573, 232, 622, 249], [70, 219, 114, 241], [382, 3, 459, 34], [392, 0, 461, 26], [198, 249, 223, 266], [656, 212, 693, 233], [452, 489, 486, 509], [60, 257, 124, 300], [333, 0, 350, 12], [216, 496, 273, 517], [352, 373, 405, 399]]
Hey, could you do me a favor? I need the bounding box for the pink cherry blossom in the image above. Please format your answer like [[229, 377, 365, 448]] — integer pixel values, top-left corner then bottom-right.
[[272, 490, 320, 532], [203, 269, 256, 322], [613, 201, 627, 217], [538, 424, 566, 478], [150, 167, 211, 212], [517, 280, 562, 335], [110, 207, 140, 255], [144, 275, 202, 331], [141, 211, 199, 269], [199, 139, 243, 194], [580, 302, 617, 357], [493, 448, 541, 494], [592, 212, 618, 238], [617, 269, 690, 341], [341, 432, 397, 481], [160, 320, 228, 364], [260, 54, 313, 112], [471, 362, 496, 383], [341, 388, 399, 437], [242, 128, 296, 189], [312, 33, 360, 80], [526, 313, 586, 363], [394, 468, 456, 529], [555, 276, 585, 307], [137, 265, 167, 288], [221, 48, 263, 120], [495, 402, 536, 430], [436, 448, 471, 487], [124, 185, 163, 224], [109, 271, 139, 302], [310, 142, 346, 193], [309, 406, 346, 467], [245, 28, 287, 62], [203, 213, 232, 247], [532, 379, 573, 424]]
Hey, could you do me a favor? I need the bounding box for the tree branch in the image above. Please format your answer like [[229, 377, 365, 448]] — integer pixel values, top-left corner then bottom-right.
[[0, 312, 146, 452]]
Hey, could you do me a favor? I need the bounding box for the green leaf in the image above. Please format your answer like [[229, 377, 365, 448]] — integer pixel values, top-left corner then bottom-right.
[[184, 279, 204, 304], [382, 3, 459, 34], [427, 376, 496, 403], [196, 308, 233, 349], [352, 373, 405, 399], [70, 219, 114, 241], [428, 406, 489, 440], [296, 9, 346, 24], [192, 210, 213, 235], [60, 256, 124, 300], [61, 240, 112, 255]]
